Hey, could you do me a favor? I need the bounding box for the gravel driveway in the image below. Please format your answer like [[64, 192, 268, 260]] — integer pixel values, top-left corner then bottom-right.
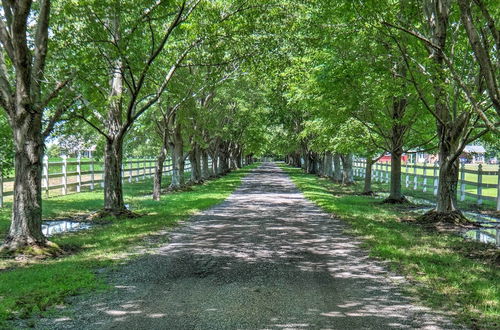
[[33, 163, 464, 329]]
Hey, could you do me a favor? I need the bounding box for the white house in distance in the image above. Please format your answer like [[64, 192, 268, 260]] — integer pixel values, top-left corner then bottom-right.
[[407, 145, 488, 164], [460, 145, 486, 164]]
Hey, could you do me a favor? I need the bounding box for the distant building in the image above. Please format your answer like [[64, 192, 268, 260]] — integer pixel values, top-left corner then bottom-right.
[[378, 154, 409, 163], [460, 145, 486, 164]]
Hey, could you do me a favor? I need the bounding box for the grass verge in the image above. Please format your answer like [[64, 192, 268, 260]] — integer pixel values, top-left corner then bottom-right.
[[0, 165, 255, 325], [281, 164, 499, 330]]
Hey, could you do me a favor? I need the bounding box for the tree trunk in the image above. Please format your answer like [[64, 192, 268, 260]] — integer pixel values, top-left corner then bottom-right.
[[292, 152, 301, 167], [236, 148, 243, 168], [103, 137, 126, 213], [340, 154, 354, 185], [170, 121, 184, 188], [436, 142, 460, 212], [386, 149, 405, 202], [3, 115, 46, 250], [306, 152, 317, 174], [363, 159, 374, 194], [189, 145, 202, 184], [325, 152, 333, 177], [201, 150, 210, 179], [152, 146, 167, 201], [219, 146, 230, 175], [333, 154, 342, 183]]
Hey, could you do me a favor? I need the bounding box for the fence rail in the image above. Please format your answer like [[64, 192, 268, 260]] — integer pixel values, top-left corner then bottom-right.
[[353, 159, 500, 211], [0, 156, 193, 207]]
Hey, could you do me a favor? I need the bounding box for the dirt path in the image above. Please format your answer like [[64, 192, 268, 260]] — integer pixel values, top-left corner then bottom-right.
[[34, 163, 464, 329]]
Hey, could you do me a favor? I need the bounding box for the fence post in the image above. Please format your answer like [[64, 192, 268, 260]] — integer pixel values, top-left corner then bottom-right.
[[135, 159, 140, 182], [121, 163, 125, 184], [460, 162, 466, 201], [385, 161, 389, 183], [100, 158, 105, 188], [496, 166, 500, 211], [0, 166, 3, 208], [76, 155, 82, 193], [90, 157, 95, 191], [413, 161, 418, 190], [128, 160, 132, 183], [405, 161, 409, 188], [477, 164, 483, 205], [43, 155, 49, 197], [143, 159, 146, 180], [422, 161, 428, 192], [433, 162, 438, 196], [62, 155, 67, 195]]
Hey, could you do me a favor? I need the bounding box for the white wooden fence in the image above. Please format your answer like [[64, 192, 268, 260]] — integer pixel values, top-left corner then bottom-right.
[[353, 159, 500, 211], [0, 156, 193, 207]]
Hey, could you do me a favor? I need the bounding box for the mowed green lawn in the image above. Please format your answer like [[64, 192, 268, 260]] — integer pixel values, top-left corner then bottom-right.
[[282, 164, 499, 330], [0, 165, 254, 325]]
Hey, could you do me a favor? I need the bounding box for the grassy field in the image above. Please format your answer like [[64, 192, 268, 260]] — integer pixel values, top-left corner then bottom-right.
[[0, 165, 254, 326], [282, 164, 499, 330]]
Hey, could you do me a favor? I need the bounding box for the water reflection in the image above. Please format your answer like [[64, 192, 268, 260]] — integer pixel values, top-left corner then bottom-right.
[[42, 220, 92, 237], [376, 193, 500, 247]]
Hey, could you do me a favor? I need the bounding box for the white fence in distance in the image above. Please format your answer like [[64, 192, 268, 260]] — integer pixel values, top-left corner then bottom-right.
[[353, 159, 500, 211], [0, 156, 194, 208]]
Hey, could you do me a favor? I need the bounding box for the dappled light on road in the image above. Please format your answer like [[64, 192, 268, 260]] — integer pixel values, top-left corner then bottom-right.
[[37, 163, 462, 329]]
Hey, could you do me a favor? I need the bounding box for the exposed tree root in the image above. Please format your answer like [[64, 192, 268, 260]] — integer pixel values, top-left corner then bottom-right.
[[163, 185, 194, 194], [0, 240, 63, 258], [416, 210, 474, 227], [89, 208, 140, 220], [383, 196, 410, 204], [359, 191, 377, 196]]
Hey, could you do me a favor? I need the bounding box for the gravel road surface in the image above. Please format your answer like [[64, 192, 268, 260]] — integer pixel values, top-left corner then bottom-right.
[[33, 163, 464, 329]]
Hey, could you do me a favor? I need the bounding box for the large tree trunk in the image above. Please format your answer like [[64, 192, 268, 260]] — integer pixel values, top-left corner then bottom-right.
[[3, 115, 46, 250], [436, 138, 461, 212], [152, 146, 167, 201], [386, 151, 404, 201], [236, 148, 243, 168], [363, 159, 374, 194], [306, 152, 317, 174], [419, 0, 469, 223], [210, 149, 219, 176], [103, 137, 126, 213], [201, 150, 210, 179], [340, 154, 354, 185], [292, 152, 301, 167], [189, 145, 202, 184], [170, 121, 184, 188], [325, 152, 333, 177], [219, 146, 230, 175], [333, 154, 342, 183], [385, 64, 408, 202]]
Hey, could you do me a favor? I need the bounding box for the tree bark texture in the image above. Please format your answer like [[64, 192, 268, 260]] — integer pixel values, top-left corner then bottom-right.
[[152, 146, 167, 201], [4, 114, 45, 248], [340, 154, 354, 185], [333, 154, 342, 183], [363, 159, 374, 194], [103, 137, 126, 212]]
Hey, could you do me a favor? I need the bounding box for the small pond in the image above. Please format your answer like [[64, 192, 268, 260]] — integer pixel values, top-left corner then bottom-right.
[[42, 220, 92, 237], [375, 192, 500, 247]]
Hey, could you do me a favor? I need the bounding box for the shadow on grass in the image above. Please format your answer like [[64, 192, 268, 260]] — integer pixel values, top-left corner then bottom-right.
[[281, 165, 500, 330], [0, 164, 258, 324]]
